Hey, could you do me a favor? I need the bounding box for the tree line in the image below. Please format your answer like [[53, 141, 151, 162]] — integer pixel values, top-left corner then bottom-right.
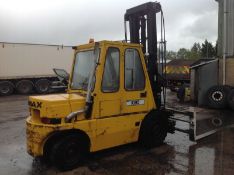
[[166, 40, 217, 60]]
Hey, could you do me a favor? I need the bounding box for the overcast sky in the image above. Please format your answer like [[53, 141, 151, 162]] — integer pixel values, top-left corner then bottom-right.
[[0, 0, 218, 51]]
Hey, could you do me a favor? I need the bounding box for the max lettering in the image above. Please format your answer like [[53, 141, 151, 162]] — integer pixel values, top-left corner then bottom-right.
[[28, 101, 42, 108]]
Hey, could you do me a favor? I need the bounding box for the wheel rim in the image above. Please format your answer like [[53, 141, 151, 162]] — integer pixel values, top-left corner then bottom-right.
[[212, 91, 223, 101], [36, 80, 50, 93], [39, 84, 48, 92], [211, 117, 223, 127], [0, 85, 10, 94], [21, 84, 30, 93], [17, 81, 32, 94]]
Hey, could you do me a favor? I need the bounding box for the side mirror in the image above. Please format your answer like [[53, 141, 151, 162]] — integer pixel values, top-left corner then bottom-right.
[[53, 68, 69, 82]]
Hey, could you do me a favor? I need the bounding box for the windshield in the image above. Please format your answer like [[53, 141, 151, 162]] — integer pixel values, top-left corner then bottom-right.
[[71, 50, 95, 90]]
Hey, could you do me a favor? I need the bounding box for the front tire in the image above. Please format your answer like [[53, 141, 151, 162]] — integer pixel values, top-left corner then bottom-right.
[[139, 110, 169, 148], [50, 134, 88, 171]]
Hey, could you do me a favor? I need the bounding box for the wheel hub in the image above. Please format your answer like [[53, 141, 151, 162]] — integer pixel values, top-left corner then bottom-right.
[[211, 117, 223, 127], [212, 91, 223, 101], [39, 85, 48, 92], [0, 86, 10, 94]]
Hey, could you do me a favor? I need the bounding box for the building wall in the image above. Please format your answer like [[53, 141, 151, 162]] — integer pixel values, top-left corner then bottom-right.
[[219, 58, 234, 86], [217, 0, 234, 57]]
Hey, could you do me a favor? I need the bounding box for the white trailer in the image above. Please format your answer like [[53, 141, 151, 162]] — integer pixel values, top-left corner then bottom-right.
[[0, 42, 74, 95]]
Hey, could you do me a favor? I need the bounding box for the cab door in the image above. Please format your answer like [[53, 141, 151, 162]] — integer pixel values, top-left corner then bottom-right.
[[95, 46, 125, 151], [94, 45, 154, 152], [98, 47, 121, 117], [121, 48, 150, 114]]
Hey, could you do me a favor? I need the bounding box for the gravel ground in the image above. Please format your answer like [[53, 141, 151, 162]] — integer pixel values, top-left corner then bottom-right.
[[0, 93, 233, 175]]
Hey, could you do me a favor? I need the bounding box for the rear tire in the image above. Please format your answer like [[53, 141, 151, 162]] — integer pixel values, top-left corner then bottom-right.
[[0, 81, 14, 96], [16, 80, 33, 94], [207, 85, 229, 109], [35, 79, 50, 94], [50, 134, 88, 171], [139, 110, 169, 148]]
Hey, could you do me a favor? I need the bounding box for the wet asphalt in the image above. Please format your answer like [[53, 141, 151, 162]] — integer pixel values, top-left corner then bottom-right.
[[0, 94, 233, 175]]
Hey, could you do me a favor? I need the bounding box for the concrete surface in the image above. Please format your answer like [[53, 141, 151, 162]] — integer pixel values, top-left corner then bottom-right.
[[0, 94, 234, 175]]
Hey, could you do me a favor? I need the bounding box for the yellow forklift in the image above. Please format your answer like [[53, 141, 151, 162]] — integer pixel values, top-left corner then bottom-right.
[[26, 2, 177, 170]]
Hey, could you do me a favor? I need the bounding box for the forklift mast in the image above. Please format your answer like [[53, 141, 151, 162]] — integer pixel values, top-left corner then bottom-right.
[[124, 2, 165, 108]]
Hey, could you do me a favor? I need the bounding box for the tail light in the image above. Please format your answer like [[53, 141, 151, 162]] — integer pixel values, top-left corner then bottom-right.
[[41, 117, 61, 124], [41, 117, 51, 124]]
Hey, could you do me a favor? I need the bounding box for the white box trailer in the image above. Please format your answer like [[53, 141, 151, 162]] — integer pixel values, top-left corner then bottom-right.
[[0, 42, 74, 95]]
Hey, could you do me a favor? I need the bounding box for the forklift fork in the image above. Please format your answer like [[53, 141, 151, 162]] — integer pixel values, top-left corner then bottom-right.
[[167, 106, 234, 141]]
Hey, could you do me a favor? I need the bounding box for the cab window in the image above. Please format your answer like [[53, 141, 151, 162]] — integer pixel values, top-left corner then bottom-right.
[[102, 47, 120, 92], [125, 48, 145, 90]]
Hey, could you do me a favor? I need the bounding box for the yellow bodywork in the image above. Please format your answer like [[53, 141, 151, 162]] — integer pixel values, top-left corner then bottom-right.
[[26, 41, 156, 157]]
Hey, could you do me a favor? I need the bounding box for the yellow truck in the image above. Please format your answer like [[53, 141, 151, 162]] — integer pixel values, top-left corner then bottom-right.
[[26, 2, 175, 170], [165, 59, 196, 92]]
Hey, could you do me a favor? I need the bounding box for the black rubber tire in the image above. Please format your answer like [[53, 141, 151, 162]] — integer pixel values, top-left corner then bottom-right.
[[50, 134, 88, 171], [35, 79, 50, 94], [139, 110, 168, 148], [0, 81, 14, 96], [16, 80, 33, 94], [207, 85, 229, 109], [227, 89, 234, 110]]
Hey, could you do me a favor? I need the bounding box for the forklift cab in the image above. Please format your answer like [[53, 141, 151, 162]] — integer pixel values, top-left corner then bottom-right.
[[69, 41, 156, 118]]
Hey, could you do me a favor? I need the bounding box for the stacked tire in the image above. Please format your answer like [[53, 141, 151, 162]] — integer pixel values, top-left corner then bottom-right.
[[207, 85, 234, 110]]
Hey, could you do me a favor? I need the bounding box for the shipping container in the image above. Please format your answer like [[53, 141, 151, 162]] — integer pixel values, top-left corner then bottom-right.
[[0, 42, 73, 95]]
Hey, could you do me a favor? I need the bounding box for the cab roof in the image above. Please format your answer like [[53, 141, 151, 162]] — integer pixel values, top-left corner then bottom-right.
[[73, 40, 142, 51]]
